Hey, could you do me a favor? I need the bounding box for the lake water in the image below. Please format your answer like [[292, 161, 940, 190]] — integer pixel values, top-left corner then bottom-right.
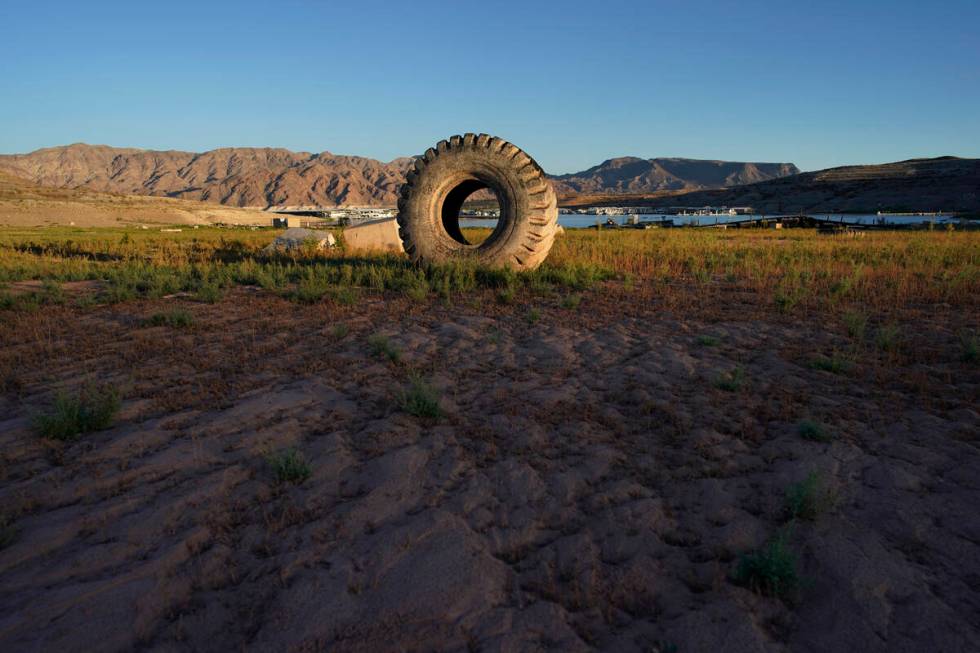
[[460, 213, 959, 229]]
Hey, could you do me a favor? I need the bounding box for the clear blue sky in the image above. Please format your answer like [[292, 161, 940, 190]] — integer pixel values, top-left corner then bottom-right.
[[2, 0, 978, 172]]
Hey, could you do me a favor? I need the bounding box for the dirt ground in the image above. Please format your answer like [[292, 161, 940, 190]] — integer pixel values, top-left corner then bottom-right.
[[0, 283, 978, 652]]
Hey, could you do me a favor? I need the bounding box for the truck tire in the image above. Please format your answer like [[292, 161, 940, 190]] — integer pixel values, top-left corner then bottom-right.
[[396, 134, 558, 270]]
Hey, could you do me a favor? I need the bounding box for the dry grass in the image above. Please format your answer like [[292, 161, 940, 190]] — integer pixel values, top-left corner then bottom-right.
[[0, 226, 976, 317]]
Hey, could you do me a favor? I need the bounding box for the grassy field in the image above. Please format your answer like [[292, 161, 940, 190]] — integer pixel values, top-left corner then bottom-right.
[[1, 225, 976, 316]]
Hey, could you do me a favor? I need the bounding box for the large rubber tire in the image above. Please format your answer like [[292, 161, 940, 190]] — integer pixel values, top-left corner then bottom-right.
[[396, 134, 558, 270]]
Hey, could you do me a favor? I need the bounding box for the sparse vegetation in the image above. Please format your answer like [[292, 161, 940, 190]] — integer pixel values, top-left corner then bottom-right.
[[195, 282, 223, 304], [714, 367, 744, 392], [875, 323, 902, 353], [798, 419, 831, 442], [399, 373, 442, 419], [732, 534, 801, 601], [784, 471, 834, 521], [496, 287, 515, 304], [809, 353, 854, 375], [331, 323, 350, 339], [267, 449, 312, 484], [368, 334, 401, 362], [843, 310, 868, 340], [330, 287, 359, 306], [561, 293, 582, 309], [0, 515, 16, 550], [32, 385, 121, 441], [697, 334, 721, 347], [961, 330, 979, 363], [143, 309, 194, 328], [527, 307, 541, 324], [405, 280, 429, 302]]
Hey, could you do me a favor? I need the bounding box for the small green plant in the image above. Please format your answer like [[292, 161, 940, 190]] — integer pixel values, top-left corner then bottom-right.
[[732, 534, 800, 600], [714, 367, 744, 392], [959, 330, 978, 363], [331, 287, 359, 306], [496, 287, 515, 305], [809, 353, 854, 375], [195, 282, 222, 303], [0, 515, 16, 550], [267, 449, 311, 484], [399, 373, 442, 419], [405, 280, 429, 302], [527, 307, 541, 324], [292, 276, 330, 304], [697, 334, 721, 347], [561, 293, 582, 310], [875, 323, 902, 353], [33, 386, 121, 441], [143, 309, 193, 328], [331, 323, 350, 339], [797, 419, 831, 442], [784, 471, 833, 521], [843, 310, 868, 340], [368, 334, 401, 362], [41, 279, 65, 304], [774, 287, 803, 313]]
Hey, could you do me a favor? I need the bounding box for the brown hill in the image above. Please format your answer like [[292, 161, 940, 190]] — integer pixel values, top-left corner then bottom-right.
[[0, 144, 797, 208], [550, 157, 799, 195], [589, 157, 980, 214], [0, 169, 270, 227]]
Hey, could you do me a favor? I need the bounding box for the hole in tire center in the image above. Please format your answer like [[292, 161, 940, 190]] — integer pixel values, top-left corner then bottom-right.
[[441, 180, 501, 246]]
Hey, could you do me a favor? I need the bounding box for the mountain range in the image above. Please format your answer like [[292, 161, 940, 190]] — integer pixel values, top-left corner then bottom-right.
[[597, 156, 979, 214], [0, 144, 798, 208]]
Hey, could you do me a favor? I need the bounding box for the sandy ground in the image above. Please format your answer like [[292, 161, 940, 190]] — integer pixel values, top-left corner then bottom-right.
[[0, 285, 978, 652]]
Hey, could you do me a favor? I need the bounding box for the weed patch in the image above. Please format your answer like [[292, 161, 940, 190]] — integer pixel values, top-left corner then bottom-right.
[[714, 367, 744, 392], [368, 334, 401, 362], [33, 386, 121, 441], [267, 449, 312, 484], [797, 419, 831, 442], [732, 534, 800, 601], [143, 309, 193, 328], [784, 471, 834, 521], [399, 373, 442, 419]]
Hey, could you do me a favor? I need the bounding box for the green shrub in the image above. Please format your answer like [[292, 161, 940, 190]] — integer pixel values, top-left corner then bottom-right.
[[843, 310, 868, 340], [496, 287, 515, 304], [732, 534, 800, 600], [697, 335, 721, 347], [399, 373, 442, 419], [714, 367, 744, 392], [143, 309, 193, 328], [875, 323, 902, 352], [797, 419, 831, 442], [195, 282, 222, 304], [267, 449, 312, 484], [291, 275, 330, 304], [809, 354, 854, 375], [368, 334, 401, 362], [0, 515, 16, 550], [561, 293, 582, 310], [405, 280, 429, 302], [784, 471, 833, 521], [331, 287, 359, 306], [33, 386, 121, 441], [959, 330, 978, 363]]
